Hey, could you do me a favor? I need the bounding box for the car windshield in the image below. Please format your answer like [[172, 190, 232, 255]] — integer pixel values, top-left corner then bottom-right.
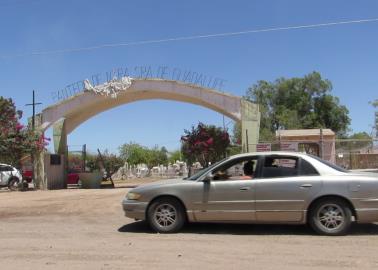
[[185, 157, 229, 181], [309, 155, 349, 173]]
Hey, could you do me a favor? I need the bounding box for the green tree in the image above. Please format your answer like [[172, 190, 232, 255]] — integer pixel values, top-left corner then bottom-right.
[[85, 153, 99, 172], [100, 150, 124, 174], [181, 123, 230, 168], [119, 143, 168, 168], [336, 132, 373, 152], [245, 72, 350, 140], [227, 144, 242, 156], [232, 122, 242, 145], [372, 100, 378, 138], [119, 142, 149, 165], [0, 97, 47, 167], [148, 146, 168, 167], [168, 150, 182, 164], [85, 151, 124, 174], [349, 131, 373, 148]]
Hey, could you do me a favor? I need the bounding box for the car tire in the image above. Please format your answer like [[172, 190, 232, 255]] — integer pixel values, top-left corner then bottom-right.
[[8, 177, 20, 191], [309, 198, 352, 236], [147, 197, 186, 233], [17, 180, 28, 191]]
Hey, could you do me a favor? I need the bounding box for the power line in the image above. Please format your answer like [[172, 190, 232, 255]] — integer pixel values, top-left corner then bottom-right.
[[0, 0, 45, 7], [1, 17, 378, 59]]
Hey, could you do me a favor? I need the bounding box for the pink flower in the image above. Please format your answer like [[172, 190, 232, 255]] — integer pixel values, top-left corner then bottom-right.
[[206, 138, 214, 145], [16, 123, 24, 131]]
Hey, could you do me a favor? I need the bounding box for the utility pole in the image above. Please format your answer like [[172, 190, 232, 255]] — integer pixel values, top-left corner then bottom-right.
[[25, 90, 42, 187], [319, 128, 324, 160], [375, 112, 378, 139], [82, 144, 87, 172], [246, 129, 249, 153], [25, 90, 42, 130]]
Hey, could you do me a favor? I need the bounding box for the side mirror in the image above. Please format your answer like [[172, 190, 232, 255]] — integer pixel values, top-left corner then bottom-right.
[[203, 174, 212, 183]]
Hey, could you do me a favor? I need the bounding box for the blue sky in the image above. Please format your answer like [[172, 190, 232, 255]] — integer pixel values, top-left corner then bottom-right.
[[0, 0, 377, 154]]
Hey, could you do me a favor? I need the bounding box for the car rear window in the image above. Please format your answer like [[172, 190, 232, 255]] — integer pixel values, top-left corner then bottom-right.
[[300, 159, 319, 176], [309, 155, 349, 173]]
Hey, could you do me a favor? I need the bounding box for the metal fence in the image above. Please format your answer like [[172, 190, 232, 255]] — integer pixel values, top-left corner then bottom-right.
[[248, 139, 378, 170]]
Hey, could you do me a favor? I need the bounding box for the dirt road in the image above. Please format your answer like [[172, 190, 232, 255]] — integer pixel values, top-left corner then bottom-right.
[[1, 187, 378, 270]]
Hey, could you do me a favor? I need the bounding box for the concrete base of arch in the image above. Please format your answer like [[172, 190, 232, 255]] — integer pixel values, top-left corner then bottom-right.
[[33, 118, 69, 190], [33, 150, 47, 190], [53, 118, 68, 189]]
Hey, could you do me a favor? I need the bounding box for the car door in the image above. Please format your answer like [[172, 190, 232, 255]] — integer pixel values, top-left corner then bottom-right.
[[191, 157, 258, 222], [255, 156, 322, 222]]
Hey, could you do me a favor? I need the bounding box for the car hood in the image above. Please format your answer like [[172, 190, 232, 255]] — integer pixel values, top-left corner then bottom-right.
[[130, 178, 186, 192]]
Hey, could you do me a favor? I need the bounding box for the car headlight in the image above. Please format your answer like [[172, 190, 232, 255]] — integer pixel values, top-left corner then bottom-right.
[[126, 192, 141, 200]]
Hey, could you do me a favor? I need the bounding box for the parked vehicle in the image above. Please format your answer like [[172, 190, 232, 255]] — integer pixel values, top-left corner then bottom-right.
[[0, 164, 23, 190], [22, 170, 81, 185], [122, 151, 378, 236], [22, 169, 33, 183], [67, 171, 81, 185]]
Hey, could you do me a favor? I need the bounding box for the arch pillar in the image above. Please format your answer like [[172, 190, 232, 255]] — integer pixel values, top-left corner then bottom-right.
[[34, 118, 68, 190], [53, 118, 68, 155], [53, 118, 68, 188], [241, 99, 260, 152], [34, 149, 47, 190]]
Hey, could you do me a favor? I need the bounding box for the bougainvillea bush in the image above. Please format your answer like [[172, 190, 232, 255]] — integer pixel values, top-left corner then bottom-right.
[[181, 122, 230, 168], [0, 97, 49, 167]]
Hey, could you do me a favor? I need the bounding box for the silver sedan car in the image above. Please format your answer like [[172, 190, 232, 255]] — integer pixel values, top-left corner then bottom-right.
[[122, 152, 378, 235]]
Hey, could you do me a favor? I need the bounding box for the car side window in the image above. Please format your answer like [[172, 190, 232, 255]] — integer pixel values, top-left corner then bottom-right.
[[260, 156, 299, 178], [299, 159, 319, 176], [0, 166, 11, 172], [211, 158, 258, 181]]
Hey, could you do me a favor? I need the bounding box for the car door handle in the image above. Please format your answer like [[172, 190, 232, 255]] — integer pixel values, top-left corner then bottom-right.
[[300, 184, 313, 188], [240, 187, 250, 191]]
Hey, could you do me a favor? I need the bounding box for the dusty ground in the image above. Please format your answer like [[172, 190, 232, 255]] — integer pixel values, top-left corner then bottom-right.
[[1, 184, 378, 270]]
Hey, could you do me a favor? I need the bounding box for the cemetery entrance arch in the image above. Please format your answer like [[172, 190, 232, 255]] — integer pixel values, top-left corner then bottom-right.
[[35, 78, 260, 189]]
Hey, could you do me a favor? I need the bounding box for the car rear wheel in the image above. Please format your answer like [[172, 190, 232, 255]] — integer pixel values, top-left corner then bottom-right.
[[8, 177, 20, 191], [147, 198, 185, 233], [309, 198, 352, 236]]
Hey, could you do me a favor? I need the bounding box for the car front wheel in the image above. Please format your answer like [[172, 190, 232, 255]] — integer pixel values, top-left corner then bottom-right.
[[309, 198, 352, 236], [8, 177, 20, 191], [147, 198, 185, 233]]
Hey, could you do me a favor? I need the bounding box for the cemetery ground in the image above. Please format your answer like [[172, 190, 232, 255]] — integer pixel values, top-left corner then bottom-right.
[[1, 184, 378, 270]]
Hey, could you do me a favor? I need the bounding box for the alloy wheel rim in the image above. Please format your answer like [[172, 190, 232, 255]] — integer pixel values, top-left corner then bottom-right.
[[317, 204, 345, 231], [154, 203, 177, 228]]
